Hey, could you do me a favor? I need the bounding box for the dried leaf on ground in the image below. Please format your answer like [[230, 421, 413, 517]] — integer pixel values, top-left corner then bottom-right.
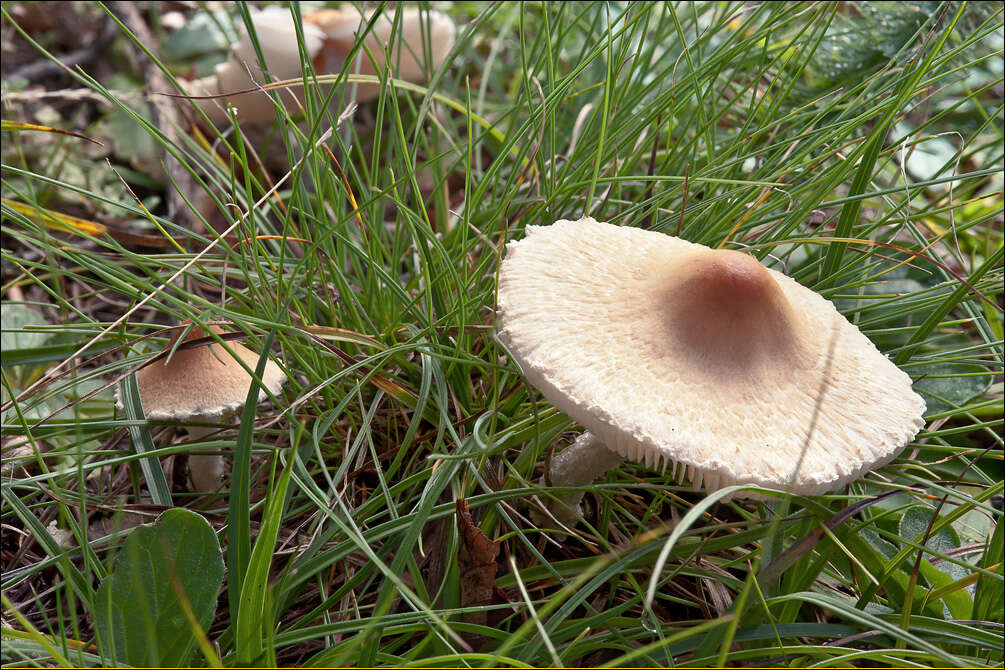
[[456, 498, 499, 627]]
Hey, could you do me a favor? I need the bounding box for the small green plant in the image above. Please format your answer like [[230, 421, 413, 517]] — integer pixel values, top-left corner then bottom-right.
[[94, 508, 224, 668]]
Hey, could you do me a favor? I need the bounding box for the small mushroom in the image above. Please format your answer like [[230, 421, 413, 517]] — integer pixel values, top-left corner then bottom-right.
[[496, 218, 926, 522], [183, 5, 456, 123], [305, 6, 456, 102], [117, 323, 287, 491]]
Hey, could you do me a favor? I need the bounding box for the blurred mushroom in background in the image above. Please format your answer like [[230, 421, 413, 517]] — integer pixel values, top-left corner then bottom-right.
[[181, 5, 457, 124]]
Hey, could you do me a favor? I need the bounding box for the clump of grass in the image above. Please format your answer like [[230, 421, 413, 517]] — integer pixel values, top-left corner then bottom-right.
[[2, 2, 1002, 668]]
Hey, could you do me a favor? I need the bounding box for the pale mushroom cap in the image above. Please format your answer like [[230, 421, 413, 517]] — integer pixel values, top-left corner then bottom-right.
[[228, 7, 326, 79], [185, 7, 326, 123], [121, 324, 287, 420], [496, 217, 926, 496], [306, 7, 456, 102], [184, 6, 456, 121]]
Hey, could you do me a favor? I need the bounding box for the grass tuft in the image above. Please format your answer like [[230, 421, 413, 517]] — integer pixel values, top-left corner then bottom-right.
[[2, 1, 1002, 667]]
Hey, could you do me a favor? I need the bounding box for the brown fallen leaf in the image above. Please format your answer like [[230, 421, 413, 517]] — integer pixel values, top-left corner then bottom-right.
[[456, 498, 499, 628]]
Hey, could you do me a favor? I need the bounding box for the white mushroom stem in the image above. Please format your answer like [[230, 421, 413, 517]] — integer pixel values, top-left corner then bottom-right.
[[544, 432, 625, 522], [186, 424, 226, 492]]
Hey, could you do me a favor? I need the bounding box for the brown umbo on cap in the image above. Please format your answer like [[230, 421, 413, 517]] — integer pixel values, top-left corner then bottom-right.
[[497, 217, 926, 497], [121, 324, 286, 420]]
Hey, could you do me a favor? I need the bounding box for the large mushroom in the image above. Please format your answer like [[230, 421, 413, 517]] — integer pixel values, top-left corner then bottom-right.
[[496, 217, 926, 522], [117, 323, 287, 491], [182, 5, 456, 123]]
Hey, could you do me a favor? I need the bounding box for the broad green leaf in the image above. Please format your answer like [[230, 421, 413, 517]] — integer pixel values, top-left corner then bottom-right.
[[832, 269, 935, 351], [93, 75, 159, 167], [1, 303, 51, 370], [900, 507, 968, 582], [808, 2, 943, 81], [846, 528, 943, 618], [162, 10, 236, 64], [912, 362, 991, 416], [900, 506, 973, 618], [2, 303, 58, 424], [917, 560, 973, 620], [94, 508, 224, 668], [860, 526, 899, 560], [2, 385, 60, 426]]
